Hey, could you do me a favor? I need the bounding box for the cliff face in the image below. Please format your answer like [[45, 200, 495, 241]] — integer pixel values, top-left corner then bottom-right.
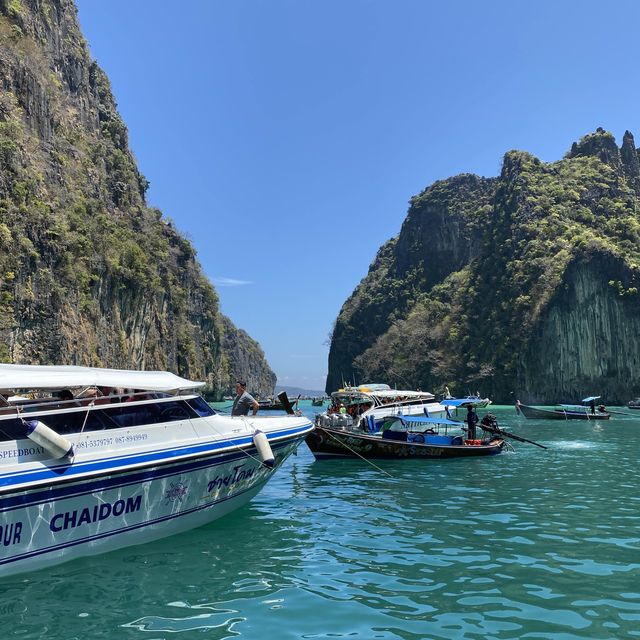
[[520, 255, 640, 403], [221, 316, 276, 398], [0, 0, 275, 397], [328, 128, 640, 404]]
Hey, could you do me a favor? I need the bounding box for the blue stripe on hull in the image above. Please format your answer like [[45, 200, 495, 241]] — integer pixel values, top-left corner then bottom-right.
[[0, 437, 302, 513], [0, 424, 311, 491]]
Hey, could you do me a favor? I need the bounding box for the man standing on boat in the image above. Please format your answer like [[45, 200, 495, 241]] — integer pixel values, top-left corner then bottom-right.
[[466, 405, 478, 440], [232, 380, 259, 416]]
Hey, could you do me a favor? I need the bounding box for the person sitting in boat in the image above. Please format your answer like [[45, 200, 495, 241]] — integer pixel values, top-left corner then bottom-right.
[[466, 405, 478, 440], [338, 403, 347, 414], [58, 388, 74, 402], [54, 388, 78, 409], [598, 404, 606, 413], [126, 389, 153, 402], [232, 380, 259, 416], [91, 386, 118, 405]]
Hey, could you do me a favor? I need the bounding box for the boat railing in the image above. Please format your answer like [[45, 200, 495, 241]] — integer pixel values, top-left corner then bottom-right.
[[0, 391, 199, 420]]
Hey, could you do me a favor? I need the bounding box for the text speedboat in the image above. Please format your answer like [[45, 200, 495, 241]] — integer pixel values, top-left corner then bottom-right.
[[0, 364, 313, 577]]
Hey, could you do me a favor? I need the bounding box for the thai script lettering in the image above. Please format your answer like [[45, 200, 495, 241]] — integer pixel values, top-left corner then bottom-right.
[[207, 464, 259, 492], [50, 495, 142, 532], [0, 521, 22, 546], [0, 447, 45, 459]]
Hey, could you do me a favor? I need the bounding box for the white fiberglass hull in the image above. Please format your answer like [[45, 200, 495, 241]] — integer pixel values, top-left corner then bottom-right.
[[0, 415, 311, 578]]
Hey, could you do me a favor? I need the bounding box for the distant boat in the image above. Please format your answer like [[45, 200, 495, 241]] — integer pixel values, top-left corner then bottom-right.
[[311, 397, 324, 406], [628, 398, 640, 409], [515, 398, 610, 420], [258, 396, 299, 411]]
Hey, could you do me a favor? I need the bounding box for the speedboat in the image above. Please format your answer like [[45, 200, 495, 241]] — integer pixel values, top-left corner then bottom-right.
[[0, 364, 313, 577], [317, 383, 447, 432]]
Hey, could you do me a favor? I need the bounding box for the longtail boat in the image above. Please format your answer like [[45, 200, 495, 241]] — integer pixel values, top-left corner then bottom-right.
[[515, 399, 610, 420], [306, 414, 505, 460]]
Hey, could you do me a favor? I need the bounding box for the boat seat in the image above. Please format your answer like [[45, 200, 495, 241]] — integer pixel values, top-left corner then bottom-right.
[[366, 415, 377, 433], [424, 435, 454, 445]]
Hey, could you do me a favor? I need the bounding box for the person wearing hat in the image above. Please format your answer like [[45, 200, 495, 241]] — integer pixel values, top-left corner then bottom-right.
[[231, 380, 259, 416]]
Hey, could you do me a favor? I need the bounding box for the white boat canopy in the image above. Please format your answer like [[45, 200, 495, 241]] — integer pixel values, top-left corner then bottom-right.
[[332, 387, 435, 401], [0, 364, 204, 392]]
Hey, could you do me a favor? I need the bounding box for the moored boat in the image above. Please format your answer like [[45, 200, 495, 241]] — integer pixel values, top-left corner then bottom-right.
[[443, 395, 492, 409], [317, 383, 447, 432], [307, 413, 505, 460], [258, 396, 299, 410], [628, 398, 640, 409], [515, 399, 610, 420], [0, 364, 313, 577]]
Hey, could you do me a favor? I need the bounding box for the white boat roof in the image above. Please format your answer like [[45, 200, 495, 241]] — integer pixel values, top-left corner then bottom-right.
[[0, 364, 204, 392]]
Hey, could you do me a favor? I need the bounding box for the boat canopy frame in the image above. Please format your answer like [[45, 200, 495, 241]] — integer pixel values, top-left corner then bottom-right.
[[0, 364, 204, 394]]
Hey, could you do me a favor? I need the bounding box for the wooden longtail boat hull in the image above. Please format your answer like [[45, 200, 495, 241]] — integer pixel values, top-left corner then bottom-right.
[[305, 426, 504, 460], [258, 400, 298, 410], [516, 403, 610, 420]]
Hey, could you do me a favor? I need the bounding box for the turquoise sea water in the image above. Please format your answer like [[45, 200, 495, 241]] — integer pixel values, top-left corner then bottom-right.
[[2, 402, 640, 639]]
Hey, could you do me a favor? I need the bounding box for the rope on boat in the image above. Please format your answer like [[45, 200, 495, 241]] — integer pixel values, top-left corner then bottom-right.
[[182, 399, 268, 467], [322, 428, 394, 478]]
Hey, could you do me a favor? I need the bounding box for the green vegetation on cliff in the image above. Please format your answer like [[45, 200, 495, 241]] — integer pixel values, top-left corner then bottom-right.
[[0, 0, 275, 396], [328, 128, 640, 403]]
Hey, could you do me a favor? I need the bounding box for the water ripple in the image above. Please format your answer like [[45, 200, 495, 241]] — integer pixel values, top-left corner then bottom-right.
[[2, 406, 640, 638]]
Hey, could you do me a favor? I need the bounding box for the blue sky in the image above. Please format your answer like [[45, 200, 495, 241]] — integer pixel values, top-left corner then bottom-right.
[[75, 0, 640, 392]]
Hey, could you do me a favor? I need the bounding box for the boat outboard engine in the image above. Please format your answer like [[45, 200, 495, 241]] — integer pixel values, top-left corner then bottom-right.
[[340, 414, 353, 428], [480, 413, 498, 429]]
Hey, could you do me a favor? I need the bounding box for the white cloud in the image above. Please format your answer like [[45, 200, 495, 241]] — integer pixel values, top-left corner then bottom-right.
[[212, 277, 253, 287]]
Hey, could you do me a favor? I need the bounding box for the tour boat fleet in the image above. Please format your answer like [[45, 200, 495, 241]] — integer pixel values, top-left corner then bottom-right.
[[0, 364, 313, 578], [316, 383, 448, 431]]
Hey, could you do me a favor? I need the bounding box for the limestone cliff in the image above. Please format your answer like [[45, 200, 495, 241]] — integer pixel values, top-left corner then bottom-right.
[[0, 0, 275, 397], [328, 128, 640, 404]]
